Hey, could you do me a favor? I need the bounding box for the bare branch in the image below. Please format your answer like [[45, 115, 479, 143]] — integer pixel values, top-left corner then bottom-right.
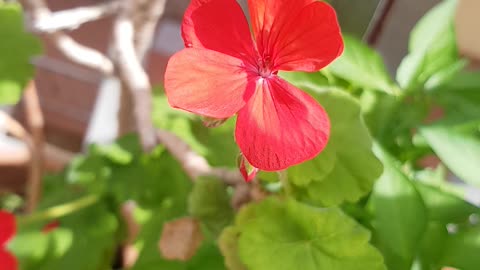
[[156, 130, 243, 185], [18, 0, 114, 75], [23, 81, 44, 213], [48, 32, 114, 75], [113, 0, 165, 151], [29, 1, 120, 33], [132, 0, 167, 60]]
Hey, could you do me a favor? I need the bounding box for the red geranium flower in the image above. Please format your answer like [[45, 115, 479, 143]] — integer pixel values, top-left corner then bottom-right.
[[0, 211, 17, 270], [165, 0, 343, 176]]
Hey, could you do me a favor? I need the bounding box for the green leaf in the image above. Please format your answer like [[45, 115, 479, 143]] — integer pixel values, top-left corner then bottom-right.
[[439, 227, 480, 270], [409, 0, 457, 52], [152, 93, 239, 168], [0, 3, 42, 105], [420, 120, 480, 187], [286, 90, 383, 206], [218, 227, 247, 270], [188, 177, 234, 237], [396, 0, 459, 91], [327, 35, 396, 94], [416, 222, 448, 269], [413, 181, 480, 224], [279, 71, 331, 92], [369, 144, 427, 270], [108, 148, 192, 208], [11, 201, 119, 270], [432, 71, 480, 119], [235, 198, 386, 270]]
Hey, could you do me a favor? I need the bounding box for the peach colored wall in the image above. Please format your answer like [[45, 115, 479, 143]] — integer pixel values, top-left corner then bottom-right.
[[456, 0, 480, 62]]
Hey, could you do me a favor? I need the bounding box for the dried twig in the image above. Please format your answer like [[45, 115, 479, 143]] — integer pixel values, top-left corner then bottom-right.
[[23, 81, 44, 213], [18, 0, 114, 75], [113, 0, 166, 151], [28, 1, 120, 33]]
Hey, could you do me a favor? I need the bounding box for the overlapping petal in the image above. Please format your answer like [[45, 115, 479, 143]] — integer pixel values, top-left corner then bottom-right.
[[0, 249, 17, 270], [164, 48, 256, 119], [0, 211, 15, 246], [235, 77, 330, 171], [247, 0, 343, 72], [182, 0, 257, 62], [247, 0, 315, 45]]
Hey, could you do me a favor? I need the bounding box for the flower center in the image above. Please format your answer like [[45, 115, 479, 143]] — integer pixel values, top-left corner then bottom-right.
[[257, 55, 274, 78], [258, 66, 272, 78]]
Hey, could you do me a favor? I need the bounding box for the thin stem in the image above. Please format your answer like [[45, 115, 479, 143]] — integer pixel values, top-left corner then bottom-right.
[[18, 194, 101, 226]]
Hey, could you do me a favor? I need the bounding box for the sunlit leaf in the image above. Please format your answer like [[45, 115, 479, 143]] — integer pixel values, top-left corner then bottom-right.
[[328, 35, 396, 94], [420, 120, 480, 187], [235, 198, 386, 270], [284, 89, 382, 206], [369, 144, 427, 270], [0, 3, 42, 105]]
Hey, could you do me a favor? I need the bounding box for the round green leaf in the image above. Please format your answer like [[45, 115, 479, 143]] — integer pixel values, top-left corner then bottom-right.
[[237, 198, 386, 270], [287, 90, 383, 206]]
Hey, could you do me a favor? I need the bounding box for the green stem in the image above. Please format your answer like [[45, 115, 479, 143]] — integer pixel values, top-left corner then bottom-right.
[[18, 194, 101, 226], [277, 170, 292, 196]]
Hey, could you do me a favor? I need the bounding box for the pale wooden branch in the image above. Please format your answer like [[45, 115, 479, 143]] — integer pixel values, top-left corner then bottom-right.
[[132, 0, 168, 61], [23, 81, 44, 213], [156, 130, 243, 185], [113, 0, 165, 151], [18, 0, 114, 75], [29, 1, 120, 33]]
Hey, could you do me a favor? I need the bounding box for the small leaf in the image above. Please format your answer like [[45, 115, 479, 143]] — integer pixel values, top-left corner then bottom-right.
[[396, 0, 459, 91], [420, 120, 480, 187], [432, 71, 480, 119], [439, 227, 480, 270], [328, 35, 395, 94], [188, 178, 234, 237], [236, 198, 386, 270], [409, 0, 458, 52], [92, 143, 134, 165], [369, 144, 427, 270], [0, 3, 42, 105], [414, 181, 480, 224], [417, 222, 448, 269]]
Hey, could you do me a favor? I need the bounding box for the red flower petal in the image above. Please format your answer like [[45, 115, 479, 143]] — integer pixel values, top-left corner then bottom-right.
[[247, 0, 314, 40], [235, 76, 330, 171], [247, 0, 343, 72], [0, 211, 15, 246], [0, 249, 18, 270], [182, 0, 257, 62], [165, 48, 256, 118]]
